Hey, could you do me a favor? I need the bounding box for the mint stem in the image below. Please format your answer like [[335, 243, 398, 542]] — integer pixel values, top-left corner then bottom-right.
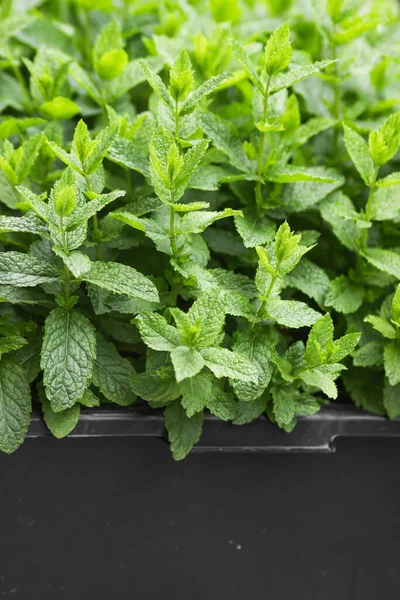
[[255, 75, 272, 209]]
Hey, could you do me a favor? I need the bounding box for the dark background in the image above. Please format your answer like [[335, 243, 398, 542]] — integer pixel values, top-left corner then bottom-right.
[[1, 437, 400, 599]]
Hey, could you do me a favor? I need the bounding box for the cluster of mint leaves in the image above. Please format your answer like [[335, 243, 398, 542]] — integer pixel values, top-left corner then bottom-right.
[[0, 0, 399, 459]]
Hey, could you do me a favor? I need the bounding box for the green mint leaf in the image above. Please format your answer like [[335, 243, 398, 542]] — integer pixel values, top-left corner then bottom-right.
[[92, 334, 136, 406], [384, 342, 400, 386], [305, 313, 334, 368], [206, 382, 238, 421], [180, 371, 212, 417], [79, 389, 101, 408], [0, 356, 32, 454], [83, 122, 119, 174], [231, 330, 272, 402], [0, 252, 60, 287], [391, 284, 400, 326], [179, 208, 241, 235], [200, 346, 258, 382], [42, 395, 80, 438], [229, 39, 264, 93], [264, 24, 292, 77], [136, 312, 181, 351], [329, 332, 361, 363], [41, 308, 96, 411], [0, 285, 51, 305], [198, 111, 251, 173], [164, 400, 204, 461], [361, 248, 400, 279], [320, 191, 361, 252], [300, 366, 339, 399], [0, 214, 48, 235], [232, 396, 267, 425], [376, 172, 400, 187], [289, 117, 337, 150], [171, 346, 205, 383], [368, 186, 400, 221], [170, 49, 194, 103], [324, 275, 365, 314], [267, 165, 339, 184], [271, 386, 296, 428], [171, 291, 226, 348], [93, 20, 127, 81], [139, 59, 173, 109], [131, 366, 180, 405], [265, 299, 321, 328], [46, 140, 84, 174], [181, 73, 231, 115], [0, 336, 27, 357], [52, 247, 91, 278], [234, 212, 275, 248], [364, 315, 397, 339], [353, 341, 384, 367], [40, 97, 80, 120], [343, 124, 375, 185], [369, 113, 400, 166], [383, 379, 400, 420], [284, 259, 330, 307], [282, 170, 344, 214], [82, 261, 159, 303], [270, 59, 335, 94], [65, 190, 126, 229]]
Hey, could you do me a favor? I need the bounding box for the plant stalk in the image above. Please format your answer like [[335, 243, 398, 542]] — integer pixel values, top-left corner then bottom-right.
[[60, 215, 71, 301], [169, 204, 177, 257], [332, 31, 340, 155], [361, 165, 380, 248], [175, 99, 180, 139], [85, 175, 102, 260], [255, 75, 272, 209]]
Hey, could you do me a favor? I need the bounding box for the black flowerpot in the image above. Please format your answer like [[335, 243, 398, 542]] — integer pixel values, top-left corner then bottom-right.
[[1, 406, 400, 600]]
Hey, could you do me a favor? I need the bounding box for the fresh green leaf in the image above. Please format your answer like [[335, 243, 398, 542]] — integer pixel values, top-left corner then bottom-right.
[[41, 308, 96, 411]]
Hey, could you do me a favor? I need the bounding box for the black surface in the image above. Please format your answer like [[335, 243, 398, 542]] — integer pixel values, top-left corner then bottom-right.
[[1, 437, 400, 600], [27, 405, 400, 452]]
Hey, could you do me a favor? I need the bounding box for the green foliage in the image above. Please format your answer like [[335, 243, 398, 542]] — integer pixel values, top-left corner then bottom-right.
[[0, 0, 399, 458]]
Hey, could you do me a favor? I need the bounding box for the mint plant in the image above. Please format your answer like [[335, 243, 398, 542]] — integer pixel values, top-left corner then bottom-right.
[[0, 0, 399, 458]]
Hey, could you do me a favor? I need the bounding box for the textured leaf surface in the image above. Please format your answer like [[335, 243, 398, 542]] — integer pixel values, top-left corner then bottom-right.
[[41, 308, 96, 411], [93, 334, 136, 406], [383, 380, 400, 420], [343, 125, 375, 185], [362, 248, 400, 279], [0, 357, 31, 454], [171, 346, 205, 382], [82, 261, 159, 302], [198, 112, 250, 172], [324, 275, 364, 314], [0, 252, 59, 287], [266, 299, 320, 328], [42, 397, 80, 438], [231, 330, 272, 402], [136, 312, 181, 351], [180, 372, 212, 417], [0, 215, 47, 235], [384, 342, 400, 386], [234, 212, 275, 248], [200, 347, 258, 382], [164, 400, 204, 461], [369, 186, 400, 221], [300, 367, 338, 399], [131, 366, 180, 405], [271, 59, 335, 93], [284, 259, 329, 306]]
